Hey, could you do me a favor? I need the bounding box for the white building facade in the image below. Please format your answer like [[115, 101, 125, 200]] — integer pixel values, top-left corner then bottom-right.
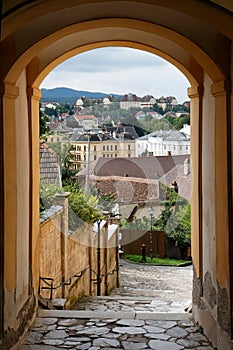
[[136, 130, 190, 157]]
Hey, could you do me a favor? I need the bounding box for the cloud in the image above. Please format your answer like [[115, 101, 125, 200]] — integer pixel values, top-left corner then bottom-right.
[[52, 47, 167, 73], [41, 47, 190, 103]]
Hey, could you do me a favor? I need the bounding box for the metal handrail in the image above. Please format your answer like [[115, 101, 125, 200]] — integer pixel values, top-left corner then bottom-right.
[[39, 266, 89, 300], [39, 264, 118, 300], [101, 263, 117, 278]]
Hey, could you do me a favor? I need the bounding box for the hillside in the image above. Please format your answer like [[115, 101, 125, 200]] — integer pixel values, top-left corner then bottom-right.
[[41, 87, 122, 104]]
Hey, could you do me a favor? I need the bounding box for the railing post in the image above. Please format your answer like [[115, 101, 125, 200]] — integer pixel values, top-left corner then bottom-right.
[[97, 220, 101, 296], [50, 280, 53, 300], [141, 244, 146, 262]]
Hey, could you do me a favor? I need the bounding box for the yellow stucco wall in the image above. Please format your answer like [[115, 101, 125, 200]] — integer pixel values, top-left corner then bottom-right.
[[1, 1, 233, 349]]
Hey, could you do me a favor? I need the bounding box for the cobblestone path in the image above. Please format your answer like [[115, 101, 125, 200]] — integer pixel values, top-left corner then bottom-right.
[[19, 261, 215, 349], [74, 260, 193, 313]]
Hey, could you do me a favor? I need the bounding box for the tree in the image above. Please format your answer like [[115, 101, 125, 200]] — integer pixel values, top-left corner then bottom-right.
[[154, 185, 191, 247], [39, 108, 49, 136], [63, 181, 103, 228], [47, 142, 77, 183], [153, 103, 164, 115]]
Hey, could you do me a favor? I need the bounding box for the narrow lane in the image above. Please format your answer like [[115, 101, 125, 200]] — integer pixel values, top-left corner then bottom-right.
[[19, 261, 215, 350], [74, 259, 193, 313]]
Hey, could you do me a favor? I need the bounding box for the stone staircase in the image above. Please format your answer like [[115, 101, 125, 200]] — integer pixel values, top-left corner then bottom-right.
[[18, 262, 214, 349]]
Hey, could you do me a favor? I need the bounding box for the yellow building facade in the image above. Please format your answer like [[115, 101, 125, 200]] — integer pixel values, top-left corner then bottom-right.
[[70, 138, 136, 170], [0, 1, 233, 349]]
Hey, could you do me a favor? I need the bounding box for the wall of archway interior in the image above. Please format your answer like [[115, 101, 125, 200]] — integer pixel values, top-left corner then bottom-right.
[[1, 24, 233, 350]]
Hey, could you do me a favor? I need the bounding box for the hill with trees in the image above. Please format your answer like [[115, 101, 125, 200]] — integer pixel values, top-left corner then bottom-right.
[[41, 87, 122, 104]]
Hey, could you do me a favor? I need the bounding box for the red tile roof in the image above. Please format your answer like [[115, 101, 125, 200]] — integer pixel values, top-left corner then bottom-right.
[[75, 114, 97, 120]]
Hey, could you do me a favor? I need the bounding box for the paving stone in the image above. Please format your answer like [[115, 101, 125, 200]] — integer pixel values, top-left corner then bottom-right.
[[20, 346, 64, 350], [63, 340, 82, 346], [166, 326, 188, 338], [103, 332, 121, 339], [116, 319, 145, 327], [76, 326, 110, 335], [33, 318, 58, 327], [43, 339, 65, 346], [76, 342, 92, 349], [45, 330, 68, 339], [58, 319, 80, 326], [122, 341, 147, 349], [186, 326, 200, 333], [126, 336, 148, 342], [93, 337, 120, 347], [148, 339, 184, 350], [177, 320, 194, 328], [176, 338, 200, 348], [149, 321, 177, 329], [112, 326, 146, 334], [144, 325, 166, 333], [187, 333, 210, 342], [101, 348, 124, 350], [104, 318, 117, 323], [24, 332, 43, 344], [67, 337, 90, 342], [119, 334, 128, 341], [96, 322, 107, 326], [145, 333, 170, 340], [68, 325, 84, 330]]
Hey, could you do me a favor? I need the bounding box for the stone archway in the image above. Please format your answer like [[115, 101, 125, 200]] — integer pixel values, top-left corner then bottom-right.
[[0, 2, 232, 349]]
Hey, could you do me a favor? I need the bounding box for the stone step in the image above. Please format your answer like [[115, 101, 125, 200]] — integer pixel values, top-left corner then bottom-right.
[[38, 309, 191, 321], [38, 295, 55, 310], [79, 295, 178, 301]]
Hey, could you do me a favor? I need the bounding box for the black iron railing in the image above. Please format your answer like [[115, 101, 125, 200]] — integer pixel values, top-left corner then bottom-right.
[[39, 264, 117, 300]]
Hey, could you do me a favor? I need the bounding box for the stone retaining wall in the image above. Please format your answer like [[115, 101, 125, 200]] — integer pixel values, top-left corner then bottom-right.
[[39, 195, 119, 307]]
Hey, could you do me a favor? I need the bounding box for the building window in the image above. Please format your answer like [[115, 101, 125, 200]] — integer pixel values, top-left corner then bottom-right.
[[84, 145, 86, 152], [115, 154, 117, 157], [128, 154, 131, 157], [84, 155, 86, 161], [94, 155, 97, 160], [111, 145, 113, 150], [103, 145, 105, 151], [107, 154, 109, 158], [164, 145, 166, 150], [128, 145, 131, 150], [111, 154, 113, 158], [103, 154, 105, 158], [107, 145, 109, 151], [180, 145, 182, 150], [94, 145, 96, 152], [186, 145, 189, 150], [115, 145, 117, 150]]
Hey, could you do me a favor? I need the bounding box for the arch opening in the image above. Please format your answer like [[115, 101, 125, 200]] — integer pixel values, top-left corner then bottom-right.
[[1, 4, 232, 349]]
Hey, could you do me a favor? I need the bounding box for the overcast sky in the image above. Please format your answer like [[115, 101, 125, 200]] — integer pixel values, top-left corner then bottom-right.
[[40, 47, 190, 104]]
